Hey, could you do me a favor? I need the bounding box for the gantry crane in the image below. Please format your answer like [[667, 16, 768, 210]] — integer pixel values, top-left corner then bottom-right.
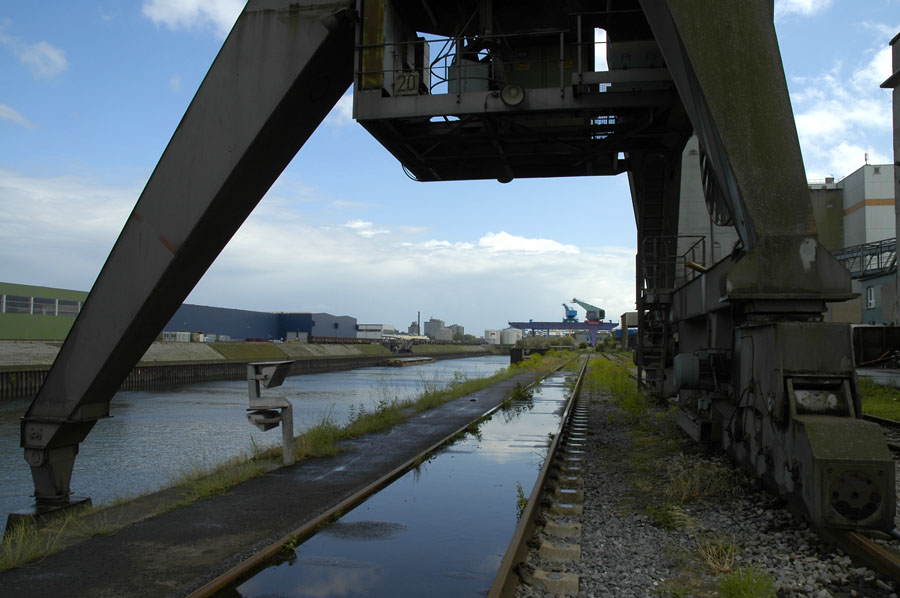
[[15, 0, 894, 533], [571, 298, 605, 323]]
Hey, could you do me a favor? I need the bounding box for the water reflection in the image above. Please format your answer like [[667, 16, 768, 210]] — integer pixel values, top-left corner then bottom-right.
[[0, 356, 509, 521], [233, 374, 571, 598]]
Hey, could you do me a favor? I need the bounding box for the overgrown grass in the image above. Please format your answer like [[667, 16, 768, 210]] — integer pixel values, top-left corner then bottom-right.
[[646, 502, 686, 530], [168, 459, 267, 507], [665, 456, 732, 503], [584, 357, 652, 420], [858, 376, 900, 419], [697, 537, 737, 573], [0, 507, 118, 573], [718, 564, 776, 598]]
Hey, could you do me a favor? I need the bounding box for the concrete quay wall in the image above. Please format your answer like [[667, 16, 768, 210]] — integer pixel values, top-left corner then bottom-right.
[[0, 341, 493, 400]]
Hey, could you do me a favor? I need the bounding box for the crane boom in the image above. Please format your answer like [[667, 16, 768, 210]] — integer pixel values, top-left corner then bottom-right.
[[571, 298, 605, 322]]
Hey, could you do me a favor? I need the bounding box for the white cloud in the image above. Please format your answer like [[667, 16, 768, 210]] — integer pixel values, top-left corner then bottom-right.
[[141, 0, 244, 37], [17, 40, 68, 78], [343, 219, 389, 238], [790, 37, 895, 179], [0, 104, 36, 128], [169, 74, 182, 93], [192, 204, 634, 332], [775, 0, 833, 20], [0, 168, 634, 337], [478, 231, 579, 254], [825, 142, 890, 180], [0, 170, 136, 289], [0, 25, 68, 79], [325, 92, 354, 126]]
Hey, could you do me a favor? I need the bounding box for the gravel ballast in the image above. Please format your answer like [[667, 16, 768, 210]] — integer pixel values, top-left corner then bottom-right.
[[516, 380, 900, 598]]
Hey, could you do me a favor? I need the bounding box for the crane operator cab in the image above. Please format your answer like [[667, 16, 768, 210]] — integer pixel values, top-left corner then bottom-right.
[[352, 0, 679, 183]]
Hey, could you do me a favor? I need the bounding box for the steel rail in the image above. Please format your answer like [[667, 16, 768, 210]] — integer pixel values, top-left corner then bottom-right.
[[862, 414, 900, 454], [863, 413, 900, 429], [487, 355, 590, 598], [187, 355, 582, 597], [819, 529, 900, 584]]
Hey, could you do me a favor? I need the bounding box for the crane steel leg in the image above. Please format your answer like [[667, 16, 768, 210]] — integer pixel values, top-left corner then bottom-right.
[[636, 1, 895, 529], [16, 0, 355, 518]]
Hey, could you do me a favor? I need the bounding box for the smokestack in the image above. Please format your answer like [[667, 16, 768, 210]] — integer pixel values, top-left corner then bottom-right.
[[418, 311, 421, 335]]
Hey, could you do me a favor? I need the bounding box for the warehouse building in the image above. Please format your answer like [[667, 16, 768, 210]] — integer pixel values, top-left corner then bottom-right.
[[0, 282, 358, 341]]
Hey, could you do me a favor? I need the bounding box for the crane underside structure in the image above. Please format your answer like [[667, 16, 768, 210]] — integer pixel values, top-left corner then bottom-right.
[[14, 0, 896, 533]]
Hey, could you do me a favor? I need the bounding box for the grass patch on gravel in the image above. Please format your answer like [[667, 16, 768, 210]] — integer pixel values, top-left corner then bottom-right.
[[697, 536, 737, 573], [718, 564, 776, 598], [858, 376, 900, 419], [665, 457, 733, 503]]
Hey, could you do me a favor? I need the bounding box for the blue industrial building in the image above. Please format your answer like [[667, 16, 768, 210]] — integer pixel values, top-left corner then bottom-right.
[[164, 304, 357, 340]]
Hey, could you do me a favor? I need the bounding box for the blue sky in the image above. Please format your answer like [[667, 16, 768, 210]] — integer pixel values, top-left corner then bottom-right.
[[1, 1, 898, 335]]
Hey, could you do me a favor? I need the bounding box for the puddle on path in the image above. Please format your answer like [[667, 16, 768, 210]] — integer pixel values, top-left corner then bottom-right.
[[230, 373, 573, 598]]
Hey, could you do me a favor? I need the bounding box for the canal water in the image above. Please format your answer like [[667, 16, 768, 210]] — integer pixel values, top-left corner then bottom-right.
[[0, 355, 509, 523], [230, 372, 572, 598]]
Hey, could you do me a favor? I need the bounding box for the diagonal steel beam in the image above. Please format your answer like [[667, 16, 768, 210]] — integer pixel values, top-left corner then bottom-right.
[[640, 0, 852, 300], [19, 0, 356, 511]]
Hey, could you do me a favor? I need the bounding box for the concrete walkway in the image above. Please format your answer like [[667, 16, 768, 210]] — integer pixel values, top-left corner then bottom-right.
[[0, 371, 543, 598]]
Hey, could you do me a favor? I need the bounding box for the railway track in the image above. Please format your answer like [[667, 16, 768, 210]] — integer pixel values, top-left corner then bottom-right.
[[864, 413, 900, 454], [188, 355, 589, 597], [189, 358, 900, 596], [488, 356, 589, 597]]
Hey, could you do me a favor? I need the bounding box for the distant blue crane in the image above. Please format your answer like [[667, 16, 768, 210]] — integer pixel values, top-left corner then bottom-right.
[[562, 303, 578, 323]]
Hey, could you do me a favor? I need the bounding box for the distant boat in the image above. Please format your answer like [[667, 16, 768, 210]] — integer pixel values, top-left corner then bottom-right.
[[386, 357, 435, 367]]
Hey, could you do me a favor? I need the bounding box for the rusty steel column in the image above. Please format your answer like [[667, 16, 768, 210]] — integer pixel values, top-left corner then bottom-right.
[[17, 0, 355, 516]]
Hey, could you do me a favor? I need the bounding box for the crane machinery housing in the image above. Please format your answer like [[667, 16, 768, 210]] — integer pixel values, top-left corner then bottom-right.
[[571, 298, 605, 323], [562, 303, 578, 323]]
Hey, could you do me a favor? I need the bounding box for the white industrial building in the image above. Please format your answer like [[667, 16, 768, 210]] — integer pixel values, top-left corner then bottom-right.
[[423, 317, 445, 338], [356, 323, 383, 340], [838, 165, 896, 246], [434, 327, 453, 341]]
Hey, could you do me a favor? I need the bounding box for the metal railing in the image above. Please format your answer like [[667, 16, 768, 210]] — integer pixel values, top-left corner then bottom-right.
[[640, 235, 707, 293], [358, 28, 606, 99], [832, 237, 896, 278]]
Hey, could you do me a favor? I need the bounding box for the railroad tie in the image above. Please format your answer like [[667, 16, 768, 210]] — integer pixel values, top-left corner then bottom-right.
[[524, 399, 587, 595]]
